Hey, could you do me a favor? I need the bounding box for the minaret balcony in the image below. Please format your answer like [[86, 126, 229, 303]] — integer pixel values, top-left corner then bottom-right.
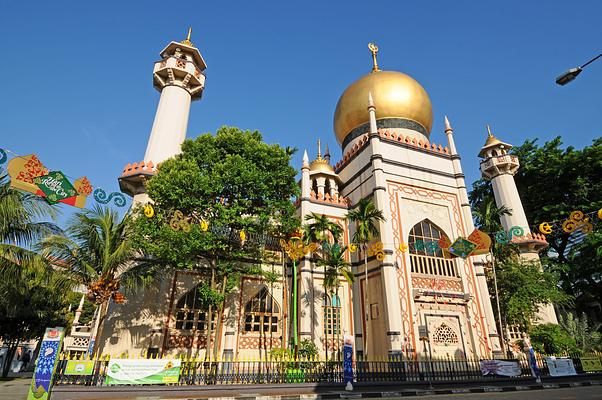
[[153, 56, 206, 98], [480, 154, 520, 179]]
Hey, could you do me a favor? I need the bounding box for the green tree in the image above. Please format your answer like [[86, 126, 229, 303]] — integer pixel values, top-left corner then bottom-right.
[[496, 258, 570, 331], [131, 127, 299, 362], [303, 213, 343, 245], [0, 263, 73, 377], [345, 197, 384, 358], [529, 323, 577, 354], [316, 243, 354, 360], [0, 175, 64, 376], [38, 205, 159, 355], [558, 312, 602, 353]]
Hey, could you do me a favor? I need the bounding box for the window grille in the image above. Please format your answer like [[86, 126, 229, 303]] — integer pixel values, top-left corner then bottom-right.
[[323, 294, 341, 335], [174, 286, 215, 332], [432, 323, 459, 345], [409, 220, 458, 277], [244, 287, 280, 334]]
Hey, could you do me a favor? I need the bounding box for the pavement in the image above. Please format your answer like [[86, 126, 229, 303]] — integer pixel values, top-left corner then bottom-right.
[[47, 375, 602, 400]]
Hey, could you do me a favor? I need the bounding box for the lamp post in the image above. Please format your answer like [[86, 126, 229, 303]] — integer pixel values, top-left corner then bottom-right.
[[555, 53, 602, 85], [280, 235, 316, 359]]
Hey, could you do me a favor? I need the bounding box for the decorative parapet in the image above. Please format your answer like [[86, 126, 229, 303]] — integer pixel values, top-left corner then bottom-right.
[[309, 190, 350, 208], [510, 232, 548, 252], [334, 130, 451, 173], [118, 160, 157, 197], [120, 161, 157, 178]]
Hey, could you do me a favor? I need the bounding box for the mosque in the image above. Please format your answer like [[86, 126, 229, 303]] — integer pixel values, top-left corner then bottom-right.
[[90, 31, 557, 360]]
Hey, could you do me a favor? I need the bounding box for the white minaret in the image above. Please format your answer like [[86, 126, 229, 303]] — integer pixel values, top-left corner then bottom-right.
[[119, 28, 207, 203], [478, 125, 558, 324]]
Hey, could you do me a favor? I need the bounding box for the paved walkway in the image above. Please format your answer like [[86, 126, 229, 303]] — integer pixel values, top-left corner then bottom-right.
[[50, 375, 602, 400]]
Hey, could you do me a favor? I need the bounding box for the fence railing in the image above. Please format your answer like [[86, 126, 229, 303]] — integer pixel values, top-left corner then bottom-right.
[[53, 352, 602, 386]]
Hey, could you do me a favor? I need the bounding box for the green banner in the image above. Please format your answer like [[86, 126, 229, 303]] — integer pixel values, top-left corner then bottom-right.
[[64, 360, 95, 375], [33, 171, 77, 204], [105, 359, 181, 385], [580, 356, 602, 372]]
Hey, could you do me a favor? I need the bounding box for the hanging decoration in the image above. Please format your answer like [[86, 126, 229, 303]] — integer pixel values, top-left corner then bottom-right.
[[399, 242, 409, 253], [348, 243, 358, 252], [467, 229, 491, 256], [169, 210, 191, 232], [598, 208, 602, 220], [199, 219, 209, 232], [562, 211, 593, 234], [93, 188, 126, 207], [367, 241, 385, 260], [279, 238, 317, 261], [1, 148, 124, 209], [239, 230, 247, 244], [494, 225, 524, 244], [448, 237, 477, 258], [144, 204, 154, 218], [538, 222, 552, 235]]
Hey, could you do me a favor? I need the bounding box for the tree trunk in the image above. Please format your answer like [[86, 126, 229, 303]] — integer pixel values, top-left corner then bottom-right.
[[212, 274, 228, 362], [363, 243, 369, 359], [2, 339, 19, 378], [204, 259, 217, 363], [336, 285, 341, 361]]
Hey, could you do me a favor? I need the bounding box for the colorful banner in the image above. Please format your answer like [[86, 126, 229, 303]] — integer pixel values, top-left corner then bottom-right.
[[580, 356, 602, 372], [34, 171, 77, 204], [479, 360, 522, 376], [27, 327, 65, 400], [105, 359, 181, 385], [64, 360, 95, 376], [343, 335, 354, 386], [546, 357, 577, 376]]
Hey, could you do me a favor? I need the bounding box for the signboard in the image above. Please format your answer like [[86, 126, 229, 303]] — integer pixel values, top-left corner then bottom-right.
[[64, 360, 95, 376], [33, 171, 77, 204], [343, 335, 354, 386], [27, 327, 65, 400], [580, 356, 602, 372], [105, 359, 181, 385], [546, 357, 577, 376], [479, 360, 522, 377], [448, 237, 477, 258]]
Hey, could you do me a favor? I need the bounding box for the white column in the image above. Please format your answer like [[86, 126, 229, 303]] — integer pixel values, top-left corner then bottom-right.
[[490, 174, 531, 233], [144, 85, 192, 164]]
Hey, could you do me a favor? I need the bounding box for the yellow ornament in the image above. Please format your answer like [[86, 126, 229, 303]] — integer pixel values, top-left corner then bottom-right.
[[349, 243, 358, 253], [598, 208, 602, 220], [240, 230, 246, 243], [199, 219, 209, 232], [143, 204, 154, 218], [538, 222, 552, 235], [399, 243, 409, 253]]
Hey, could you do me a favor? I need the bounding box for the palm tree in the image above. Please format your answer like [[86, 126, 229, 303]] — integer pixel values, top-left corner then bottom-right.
[[303, 213, 343, 245], [38, 205, 163, 355], [345, 197, 384, 358], [472, 197, 511, 355], [0, 175, 60, 282], [317, 243, 354, 360]]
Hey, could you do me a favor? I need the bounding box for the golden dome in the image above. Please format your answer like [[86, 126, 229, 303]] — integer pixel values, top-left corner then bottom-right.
[[333, 70, 433, 145], [310, 158, 335, 173]]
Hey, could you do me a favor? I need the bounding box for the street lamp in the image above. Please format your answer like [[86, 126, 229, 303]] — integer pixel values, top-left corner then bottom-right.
[[555, 53, 602, 85]]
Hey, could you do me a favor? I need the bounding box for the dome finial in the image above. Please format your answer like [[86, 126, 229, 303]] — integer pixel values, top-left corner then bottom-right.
[[181, 27, 195, 47], [444, 116, 453, 133], [486, 124, 493, 138], [317, 139, 322, 159], [324, 143, 331, 162], [368, 43, 380, 73]]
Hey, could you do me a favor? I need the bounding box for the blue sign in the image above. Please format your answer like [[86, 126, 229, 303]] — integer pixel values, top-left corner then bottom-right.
[[343, 343, 353, 385], [27, 327, 64, 400]]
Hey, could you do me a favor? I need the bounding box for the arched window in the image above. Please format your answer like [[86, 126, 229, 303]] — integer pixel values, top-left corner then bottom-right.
[[244, 287, 280, 334], [408, 220, 458, 277], [323, 293, 341, 335], [174, 285, 215, 332]]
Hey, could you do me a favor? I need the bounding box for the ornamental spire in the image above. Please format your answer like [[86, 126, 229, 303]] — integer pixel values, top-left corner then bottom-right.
[[368, 43, 380, 73], [317, 139, 322, 160], [444, 116, 453, 133], [181, 27, 195, 47]]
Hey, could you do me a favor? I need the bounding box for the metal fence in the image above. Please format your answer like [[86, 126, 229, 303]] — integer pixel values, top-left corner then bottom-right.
[[53, 352, 602, 386]]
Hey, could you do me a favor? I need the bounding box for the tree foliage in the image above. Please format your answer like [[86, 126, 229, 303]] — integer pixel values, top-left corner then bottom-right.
[[495, 258, 570, 330]]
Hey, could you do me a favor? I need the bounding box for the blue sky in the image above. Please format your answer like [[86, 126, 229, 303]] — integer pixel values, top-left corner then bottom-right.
[[1, 1, 600, 223]]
